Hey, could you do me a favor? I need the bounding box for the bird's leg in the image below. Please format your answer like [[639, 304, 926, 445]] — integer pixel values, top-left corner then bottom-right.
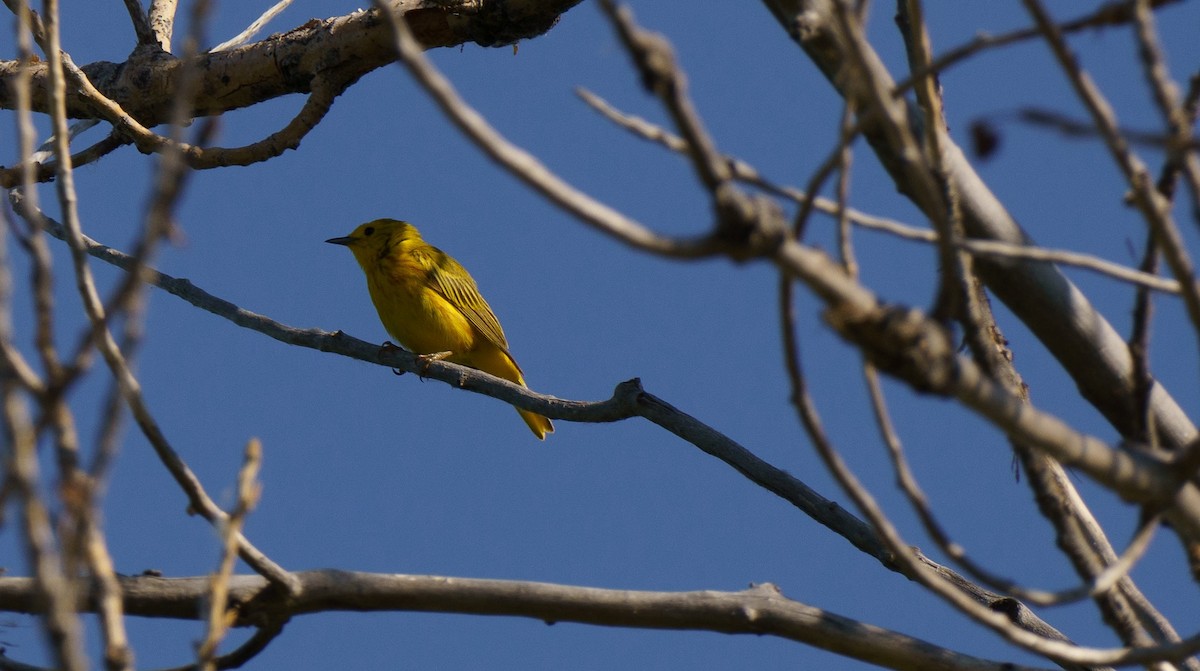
[[379, 341, 407, 376], [416, 351, 453, 377]]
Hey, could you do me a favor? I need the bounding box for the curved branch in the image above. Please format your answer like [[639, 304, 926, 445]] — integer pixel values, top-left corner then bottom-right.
[[0, 130, 128, 189], [56, 51, 351, 169], [0, 572, 1052, 671]]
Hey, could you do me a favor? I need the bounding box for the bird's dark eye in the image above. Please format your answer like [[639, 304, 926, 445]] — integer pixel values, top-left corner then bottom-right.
[[363, 226, 375, 237]]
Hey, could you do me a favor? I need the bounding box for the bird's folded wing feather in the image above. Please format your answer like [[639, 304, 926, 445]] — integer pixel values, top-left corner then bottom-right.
[[414, 247, 512, 353]]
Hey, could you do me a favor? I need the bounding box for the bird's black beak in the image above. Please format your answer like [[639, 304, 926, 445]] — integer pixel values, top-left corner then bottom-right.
[[325, 236, 355, 246]]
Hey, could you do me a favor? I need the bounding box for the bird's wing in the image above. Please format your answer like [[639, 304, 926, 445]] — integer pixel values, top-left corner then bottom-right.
[[413, 246, 511, 352]]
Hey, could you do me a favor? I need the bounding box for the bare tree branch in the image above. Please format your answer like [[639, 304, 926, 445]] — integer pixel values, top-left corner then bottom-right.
[[147, 0, 178, 51], [0, 1, 584, 126], [1023, 0, 1200, 375], [760, 0, 1197, 452], [374, 0, 1200, 536], [0, 572, 1054, 671], [372, 2, 1200, 663], [577, 87, 1185, 295], [197, 439, 263, 671], [120, 0, 155, 47], [32, 210, 1128, 659], [893, 0, 1185, 95], [210, 0, 294, 53], [4, 2, 1199, 669]]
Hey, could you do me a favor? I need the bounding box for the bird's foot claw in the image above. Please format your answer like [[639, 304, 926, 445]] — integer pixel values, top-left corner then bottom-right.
[[379, 341, 406, 375], [417, 351, 453, 377]]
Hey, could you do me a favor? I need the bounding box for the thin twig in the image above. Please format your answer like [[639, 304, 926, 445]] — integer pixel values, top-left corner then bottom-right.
[[893, 0, 1185, 94], [1128, 11, 1200, 630], [1177, 74, 1200, 225], [1017, 107, 1200, 151], [197, 439, 263, 671], [2, 36, 84, 647], [373, 0, 721, 258], [576, 87, 869, 233], [791, 101, 860, 241], [121, 0, 155, 46], [40, 4, 136, 667], [8, 0, 59, 383], [598, 1, 730, 191], [0, 130, 129, 189], [960, 238, 1180, 293], [834, 103, 857, 278], [1023, 0, 1200, 346], [575, 88, 1183, 295], [147, 0, 179, 50], [152, 619, 288, 671], [48, 50, 346, 169], [210, 0, 294, 53], [598, 0, 793, 261]]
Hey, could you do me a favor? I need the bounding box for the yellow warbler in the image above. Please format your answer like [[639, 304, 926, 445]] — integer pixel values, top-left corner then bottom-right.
[[327, 219, 554, 440]]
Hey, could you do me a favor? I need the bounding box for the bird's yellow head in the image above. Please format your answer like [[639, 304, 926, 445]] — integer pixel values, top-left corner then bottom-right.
[[326, 219, 423, 268]]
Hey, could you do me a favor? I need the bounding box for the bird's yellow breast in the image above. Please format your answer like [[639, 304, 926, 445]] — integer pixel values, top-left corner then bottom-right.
[[364, 252, 479, 356]]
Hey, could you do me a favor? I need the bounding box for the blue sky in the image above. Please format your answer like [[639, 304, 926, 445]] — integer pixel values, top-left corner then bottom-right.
[[4, 1, 1200, 669]]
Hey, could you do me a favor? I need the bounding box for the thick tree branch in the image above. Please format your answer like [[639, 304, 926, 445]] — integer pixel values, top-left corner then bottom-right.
[[0, 1, 583, 127], [0, 572, 1051, 671]]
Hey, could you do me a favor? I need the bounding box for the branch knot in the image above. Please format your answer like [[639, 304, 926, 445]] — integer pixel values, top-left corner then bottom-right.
[[714, 182, 786, 262], [824, 303, 958, 394]]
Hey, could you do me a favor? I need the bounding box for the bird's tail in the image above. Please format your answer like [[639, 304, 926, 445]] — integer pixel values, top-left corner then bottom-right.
[[468, 345, 554, 440], [518, 408, 554, 440]]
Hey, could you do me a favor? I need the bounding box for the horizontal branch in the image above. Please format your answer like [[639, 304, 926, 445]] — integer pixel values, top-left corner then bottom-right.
[[0, 572, 1051, 671], [0, 0, 583, 126]]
